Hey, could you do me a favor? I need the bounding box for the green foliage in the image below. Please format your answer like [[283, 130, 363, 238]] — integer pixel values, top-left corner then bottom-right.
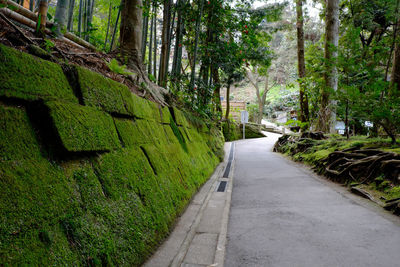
[[285, 119, 309, 132], [0, 44, 77, 103], [41, 39, 55, 52], [247, 103, 259, 122], [106, 58, 134, 76], [303, 0, 400, 139]]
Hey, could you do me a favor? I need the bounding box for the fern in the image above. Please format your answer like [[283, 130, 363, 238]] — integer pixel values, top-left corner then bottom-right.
[[106, 59, 135, 76]]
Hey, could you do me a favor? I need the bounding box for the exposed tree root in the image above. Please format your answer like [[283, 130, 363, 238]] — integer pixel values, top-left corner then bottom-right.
[[274, 134, 400, 186]]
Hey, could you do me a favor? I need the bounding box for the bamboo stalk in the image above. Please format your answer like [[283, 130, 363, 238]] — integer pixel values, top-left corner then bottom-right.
[[37, 0, 48, 35], [109, 4, 120, 52], [0, 7, 84, 49], [1, 2, 96, 50]]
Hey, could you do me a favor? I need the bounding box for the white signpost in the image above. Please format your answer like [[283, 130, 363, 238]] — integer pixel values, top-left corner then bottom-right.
[[365, 121, 373, 136], [241, 110, 249, 140]]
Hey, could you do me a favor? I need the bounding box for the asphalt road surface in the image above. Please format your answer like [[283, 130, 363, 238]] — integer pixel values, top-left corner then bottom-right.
[[225, 133, 400, 267]]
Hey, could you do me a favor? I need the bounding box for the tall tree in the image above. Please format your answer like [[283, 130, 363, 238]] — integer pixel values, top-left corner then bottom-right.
[[104, 1, 112, 50], [119, 0, 168, 103], [392, 17, 400, 92], [78, 0, 83, 36], [189, 0, 205, 92], [54, 0, 70, 37], [67, 0, 75, 31], [120, 0, 143, 66], [247, 68, 274, 125], [317, 0, 339, 133], [172, 0, 185, 77], [159, 0, 172, 86], [148, 5, 154, 75], [296, 0, 309, 123]]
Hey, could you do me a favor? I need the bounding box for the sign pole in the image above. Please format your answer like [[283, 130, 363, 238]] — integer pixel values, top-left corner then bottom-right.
[[240, 110, 248, 140]]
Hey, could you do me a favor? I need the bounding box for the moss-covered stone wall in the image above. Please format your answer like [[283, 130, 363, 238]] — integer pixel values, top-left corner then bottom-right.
[[0, 44, 224, 266], [222, 120, 265, 141]]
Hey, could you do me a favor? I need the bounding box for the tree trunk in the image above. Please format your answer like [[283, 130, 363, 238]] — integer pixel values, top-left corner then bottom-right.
[[166, 5, 176, 74], [104, 1, 112, 50], [159, 0, 171, 87], [82, 0, 87, 38], [36, 0, 48, 36], [189, 0, 205, 92], [391, 18, 400, 93], [148, 5, 154, 74], [54, 0, 70, 37], [258, 75, 269, 125], [153, 10, 157, 77], [212, 66, 222, 115], [141, 4, 149, 64], [86, 0, 95, 41], [246, 68, 264, 125], [119, 0, 168, 104], [109, 4, 120, 52], [296, 0, 309, 122], [172, 0, 184, 76], [78, 0, 82, 37], [119, 0, 143, 66], [67, 0, 75, 31], [225, 82, 231, 120], [345, 100, 349, 139], [317, 0, 339, 133]]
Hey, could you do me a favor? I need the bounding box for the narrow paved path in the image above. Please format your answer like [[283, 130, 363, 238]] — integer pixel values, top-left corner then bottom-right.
[[225, 134, 400, 267]]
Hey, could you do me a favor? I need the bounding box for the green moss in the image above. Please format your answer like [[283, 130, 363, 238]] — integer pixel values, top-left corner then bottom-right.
[[114, 118, 169, 146], [46, 101, 121, 152], [0, 158, 79, 265], [160, 106, 172, 124], [243, 123, 266, 139], [172, 107, 190, 127], [386, 186, 400, 199], [64, 162, 153, 266], [140, 144, 193, 210], [0, 44, 77, 103], [179, 127, 192, 143], [125, 93, 161, 121], [0, 104, 42, 160], [163, 125, 179, 144], [206, 127, 225, 161], [170, 117, 188, 152], [75, 65, 133, 115], [93, 148, 180, 261], [222, 120, 240, 141]]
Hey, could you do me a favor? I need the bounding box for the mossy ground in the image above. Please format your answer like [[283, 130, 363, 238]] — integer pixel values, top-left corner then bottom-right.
[[0, 44, 77, 103], [0, 46, 225, 266], [47, 101, 121, 152], [278, 135, 400, 202], [284, 135, 400, 165], [75, 65, 134, 116]]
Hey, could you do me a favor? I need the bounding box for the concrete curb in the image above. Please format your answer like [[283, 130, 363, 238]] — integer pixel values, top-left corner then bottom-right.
[[213, 144, 235, 267], [170, 165, 224, 266], [143, 142, 234, 267]]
